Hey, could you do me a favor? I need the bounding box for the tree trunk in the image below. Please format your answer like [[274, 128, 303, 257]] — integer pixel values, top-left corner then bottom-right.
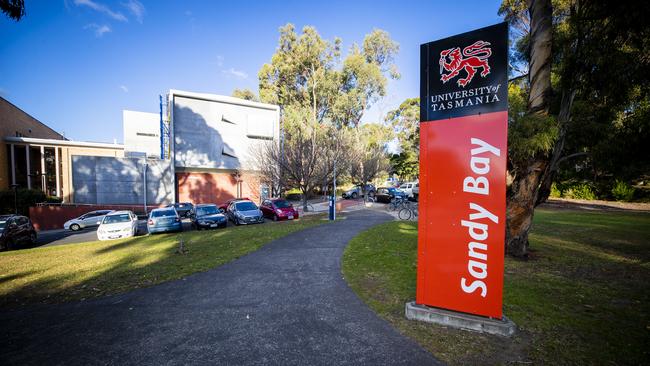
[[505, 0, 553, 257], [506, 159, 547, 257]]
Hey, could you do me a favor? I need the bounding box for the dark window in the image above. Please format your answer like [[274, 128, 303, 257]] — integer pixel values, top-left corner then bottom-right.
[[274, 200, 291, 208], [151, 209, 176, 218]]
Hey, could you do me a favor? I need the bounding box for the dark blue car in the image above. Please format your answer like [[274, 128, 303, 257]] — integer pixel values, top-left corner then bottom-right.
[[191, 204, 227, 230], [147, 207, 182, 234]]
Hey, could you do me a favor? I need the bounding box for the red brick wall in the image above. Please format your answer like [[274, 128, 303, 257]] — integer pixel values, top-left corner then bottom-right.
[[29, 204, 163, 231], [176, 171, 260, 206]]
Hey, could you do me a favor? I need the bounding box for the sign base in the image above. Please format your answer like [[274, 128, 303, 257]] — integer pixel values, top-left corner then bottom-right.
[[405, 301, 516, 337]]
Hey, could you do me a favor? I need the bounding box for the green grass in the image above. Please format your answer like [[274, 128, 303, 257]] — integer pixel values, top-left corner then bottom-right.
[[342, 208, 650, 365], [0, 216, 327, 309]]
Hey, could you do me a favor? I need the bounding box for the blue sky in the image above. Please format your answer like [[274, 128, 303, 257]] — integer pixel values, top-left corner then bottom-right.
[[0, 0, 503, 143]]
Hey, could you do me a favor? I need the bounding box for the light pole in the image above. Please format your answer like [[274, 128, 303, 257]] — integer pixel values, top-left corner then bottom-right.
[[143, 159, 148, 215]]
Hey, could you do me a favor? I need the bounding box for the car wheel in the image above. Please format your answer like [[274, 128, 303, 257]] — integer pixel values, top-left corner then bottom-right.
[[70, 223, 81, 231], [273, 214, 278, 222], [352, 192, 358, 199], [29, 232, 37, 245]]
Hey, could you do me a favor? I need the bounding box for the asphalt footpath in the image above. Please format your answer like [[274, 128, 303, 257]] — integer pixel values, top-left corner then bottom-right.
[[0, 209, 441, 366]]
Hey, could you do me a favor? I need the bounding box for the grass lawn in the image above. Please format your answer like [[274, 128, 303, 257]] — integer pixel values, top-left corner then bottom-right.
[[0, 215, 327, 309], [342, 208, 650, 365]]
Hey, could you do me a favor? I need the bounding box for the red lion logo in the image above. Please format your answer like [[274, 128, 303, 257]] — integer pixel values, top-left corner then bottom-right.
[[439, 40, 492, 87]]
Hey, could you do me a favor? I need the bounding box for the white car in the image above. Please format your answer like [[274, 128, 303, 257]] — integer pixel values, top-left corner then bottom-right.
[[401, 181, 418, 198], [64, 210, 112, 231], [97, 210, 139, 241]]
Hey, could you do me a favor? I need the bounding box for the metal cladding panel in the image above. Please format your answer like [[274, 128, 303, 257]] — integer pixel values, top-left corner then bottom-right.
[[173, 96, 277, 170], [416, 23, 508, 319], [71, 156, 173, 205]]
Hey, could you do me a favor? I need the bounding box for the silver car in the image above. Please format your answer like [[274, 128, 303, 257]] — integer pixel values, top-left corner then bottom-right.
[[64, 210, 113, 231], [226, 200, 264, 225]]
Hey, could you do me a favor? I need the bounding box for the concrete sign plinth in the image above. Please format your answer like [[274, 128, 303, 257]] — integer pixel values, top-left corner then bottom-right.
[[405, 302, 517, 337]]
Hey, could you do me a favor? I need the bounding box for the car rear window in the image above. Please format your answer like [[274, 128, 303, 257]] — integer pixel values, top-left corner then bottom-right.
[[196, 205, 219, 216], [152, 209, 176, 218], [103, 214, 131, 224]]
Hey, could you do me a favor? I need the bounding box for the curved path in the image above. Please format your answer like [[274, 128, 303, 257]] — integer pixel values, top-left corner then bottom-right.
[[1, 210, 440, 365]]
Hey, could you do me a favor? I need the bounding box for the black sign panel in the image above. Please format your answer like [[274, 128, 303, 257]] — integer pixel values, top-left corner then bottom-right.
[[420, 22, 508, 122]]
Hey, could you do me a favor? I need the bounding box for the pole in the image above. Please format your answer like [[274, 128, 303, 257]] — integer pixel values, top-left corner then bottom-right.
[[160, 95, 164, 159], [332, 162, 337, 221], [143, 160, 148, 215]]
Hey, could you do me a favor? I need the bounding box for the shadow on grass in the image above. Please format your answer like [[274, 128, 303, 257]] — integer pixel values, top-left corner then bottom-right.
[[0, 217, 326, 310]]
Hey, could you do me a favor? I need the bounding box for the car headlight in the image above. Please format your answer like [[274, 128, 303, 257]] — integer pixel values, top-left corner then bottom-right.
[[276, 209, 283, 215], [236, 212, 244, 218], [199, 220, 207, 225]]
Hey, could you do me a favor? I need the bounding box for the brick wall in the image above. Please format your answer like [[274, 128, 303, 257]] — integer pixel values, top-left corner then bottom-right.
[[0, 97, 65, 190], [29, 203, 166, 231], [176, 171, 261, 206]]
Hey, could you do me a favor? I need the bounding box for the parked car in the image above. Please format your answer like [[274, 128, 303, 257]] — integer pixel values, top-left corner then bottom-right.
[[191, 204, 227, 230], [0, 214, 37, 250], [260, 198, 299, 221], [375, 187, 408, 203], [226, 200, 264, 225], [218, 197, 250, 211], [97, 210, 139, 241], [400, 181, 418, 198], [341, 184, 376, 199], [64, 210, 113, 231], [147, 207, 183, 234], [166, 202, 194, 218], [412, 182, 419, 201]]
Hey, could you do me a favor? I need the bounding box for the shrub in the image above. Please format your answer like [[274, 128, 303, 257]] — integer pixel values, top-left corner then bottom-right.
[[0, 189, 47, 216], [611, 180, 635, 202], [563, 183, 597, 200], [550, 182, 562, 198]]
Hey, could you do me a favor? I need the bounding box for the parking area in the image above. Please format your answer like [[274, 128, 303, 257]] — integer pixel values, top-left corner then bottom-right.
[[28, 198, 381, 249], [36, 219, 192, 247]]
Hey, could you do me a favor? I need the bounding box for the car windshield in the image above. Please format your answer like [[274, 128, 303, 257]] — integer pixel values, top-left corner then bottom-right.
[[152, 209, 176, 218], [387, 188, 397, 193], [196, 206, 219, 216], [235, 202, 258, 211], [274, 200, 291, 208], [103, 214, 131, 224]]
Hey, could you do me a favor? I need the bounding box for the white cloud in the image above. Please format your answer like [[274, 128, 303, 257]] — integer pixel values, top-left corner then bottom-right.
[[84, 23, 112, 37], [122, 0, 145, 23], [222, 68, 248, 79], [119, 85, 129, 93], [216, 55, 224, 67], [74, 0, 127, 22]]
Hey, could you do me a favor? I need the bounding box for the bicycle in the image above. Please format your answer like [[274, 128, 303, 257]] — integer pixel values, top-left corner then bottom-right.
[[398, 203, 418, 220], [387, 196, 409, 212]]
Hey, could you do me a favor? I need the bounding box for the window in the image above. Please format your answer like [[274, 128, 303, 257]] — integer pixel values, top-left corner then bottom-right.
[[136, 132, 158, 137], [103, 214, 132, 224], [151, 209, 176, 218], [274, 200, 291, 208], [235, 201, 257, 211]]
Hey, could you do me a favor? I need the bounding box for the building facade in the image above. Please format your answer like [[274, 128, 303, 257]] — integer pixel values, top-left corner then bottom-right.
[[0, 96, 66, 192], [170, 90, 280, 204]]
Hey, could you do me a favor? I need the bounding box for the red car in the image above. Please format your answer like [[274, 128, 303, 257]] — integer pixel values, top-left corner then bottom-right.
[[218, 197, 249, 211], [260, 198, 299, 221]]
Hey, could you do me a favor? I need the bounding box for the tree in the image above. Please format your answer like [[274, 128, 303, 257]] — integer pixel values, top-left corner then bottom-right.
[[348, 124, 392, 198], [231, 88, 259, 102], [255, 24, 401, 204], [1, 0, 24, 21], [258, 24, 399, 128], [385, 97, 420, 183], [500, 0, 650, 256]]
